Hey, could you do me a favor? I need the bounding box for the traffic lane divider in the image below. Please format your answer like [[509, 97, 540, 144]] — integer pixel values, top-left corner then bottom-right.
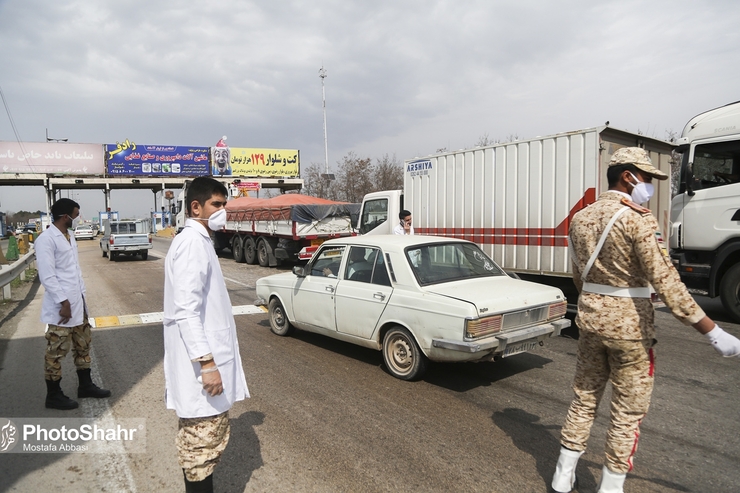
[[89, 304, 267, 328]]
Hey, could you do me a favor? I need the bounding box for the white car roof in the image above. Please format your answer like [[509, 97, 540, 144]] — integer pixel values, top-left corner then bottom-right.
[[322, 235, 472, 253]]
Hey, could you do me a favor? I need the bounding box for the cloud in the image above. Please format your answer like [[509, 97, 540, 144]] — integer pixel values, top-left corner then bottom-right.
[[1, 0, 739, 216]]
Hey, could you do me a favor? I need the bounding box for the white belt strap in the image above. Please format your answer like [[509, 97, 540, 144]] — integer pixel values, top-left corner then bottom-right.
[[575, 206, 651, 299], [581, 282, 651, 298]]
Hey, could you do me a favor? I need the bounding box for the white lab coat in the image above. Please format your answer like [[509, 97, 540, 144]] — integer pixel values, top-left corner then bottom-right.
[[35, 225, 87, 327], [393, 223, 414, 235], [163, 219, 249, 418]]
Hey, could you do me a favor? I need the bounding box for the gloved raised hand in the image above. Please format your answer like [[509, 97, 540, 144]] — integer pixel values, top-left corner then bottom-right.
[[705, 325, 740, 357]]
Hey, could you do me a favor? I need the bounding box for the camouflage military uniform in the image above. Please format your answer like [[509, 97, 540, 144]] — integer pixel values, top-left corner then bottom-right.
[[177, 411, 230, 482], [561, 190, 706, 473], [44, 315, 93, 380]]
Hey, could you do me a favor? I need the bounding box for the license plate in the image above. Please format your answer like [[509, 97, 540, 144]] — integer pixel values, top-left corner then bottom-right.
[[311, 238, 326, 246], [502, 340, 538, 358]]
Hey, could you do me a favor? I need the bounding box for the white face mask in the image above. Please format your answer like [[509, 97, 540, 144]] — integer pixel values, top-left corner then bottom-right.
[[206, 208, 227, 231], [629, 173, 654, 204], [68, 215, 81, 230]]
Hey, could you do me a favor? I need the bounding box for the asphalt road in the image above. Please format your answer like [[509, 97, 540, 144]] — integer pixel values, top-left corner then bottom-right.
[[0, 236, 739, 492]]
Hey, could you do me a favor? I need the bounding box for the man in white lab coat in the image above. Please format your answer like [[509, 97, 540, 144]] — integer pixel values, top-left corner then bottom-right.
[[163, 177, 249, 493], [393, 209, 414, 235], [36, 198, 111, 410]]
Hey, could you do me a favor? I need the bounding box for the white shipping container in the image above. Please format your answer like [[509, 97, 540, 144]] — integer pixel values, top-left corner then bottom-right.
[[403, 126, 675, 278]]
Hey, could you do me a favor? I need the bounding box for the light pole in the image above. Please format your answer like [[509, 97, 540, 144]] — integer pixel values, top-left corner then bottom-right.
[[319, 66, 334, 180]]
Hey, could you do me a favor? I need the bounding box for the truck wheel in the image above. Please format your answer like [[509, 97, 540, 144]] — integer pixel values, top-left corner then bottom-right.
[[257, 238, 269, 267], [232, 236, 246, 263], [382, 326, 427, 380], [108, 251, 116, 262], [720, 263, 740, 323], [102, 247, 107, 258], [244, 237, 257, 264], [141, 250, 148, 260], [268, 298, 295, 336]]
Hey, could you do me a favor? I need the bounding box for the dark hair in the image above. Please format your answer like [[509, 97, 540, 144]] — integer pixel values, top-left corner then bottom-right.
[[607, 163, 640, 188], [399, 210, 411, 220], [186, 177, 228, 215], [51, 198, 80, 220]]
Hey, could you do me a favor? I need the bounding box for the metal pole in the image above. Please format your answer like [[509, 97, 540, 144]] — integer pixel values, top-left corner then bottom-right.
[[320, 66, 329, 176]]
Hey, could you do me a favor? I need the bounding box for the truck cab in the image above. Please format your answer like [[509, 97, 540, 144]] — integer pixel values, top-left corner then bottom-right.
[[357, 190, 403, 235], [670, 101, 740, 321]]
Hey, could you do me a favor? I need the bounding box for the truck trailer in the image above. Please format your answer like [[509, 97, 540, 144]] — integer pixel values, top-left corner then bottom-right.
[[358, 125, 676, 304], [669, 101, 740, 322], [216, 194, 359, 267]]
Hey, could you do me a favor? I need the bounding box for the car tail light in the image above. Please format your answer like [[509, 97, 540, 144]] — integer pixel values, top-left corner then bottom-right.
[[466, 314, 502, 339], [548, 301, 567, 320], [109, 238, 114, 245], [149, 234, 152, 244]]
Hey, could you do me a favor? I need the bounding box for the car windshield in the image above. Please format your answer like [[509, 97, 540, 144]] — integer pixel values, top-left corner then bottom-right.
[[406, 242, 506, 286], [76, 226, 92, 231]]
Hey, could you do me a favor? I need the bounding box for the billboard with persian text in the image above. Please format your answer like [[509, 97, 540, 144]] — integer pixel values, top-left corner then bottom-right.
[[0, 142, 104, 175]]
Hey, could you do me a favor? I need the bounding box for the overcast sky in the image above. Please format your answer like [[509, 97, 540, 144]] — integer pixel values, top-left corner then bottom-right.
[[1, 0, 738, 220]]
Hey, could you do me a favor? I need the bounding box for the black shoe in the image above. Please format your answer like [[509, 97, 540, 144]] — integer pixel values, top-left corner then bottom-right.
[[45, 378, 79, 410], [77, 368, 112, 398], [184, 470, 214, 493]]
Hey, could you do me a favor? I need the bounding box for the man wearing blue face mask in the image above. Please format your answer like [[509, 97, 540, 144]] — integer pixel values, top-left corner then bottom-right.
[[551, 147, 740, 493], [163, 177, 249, 492]]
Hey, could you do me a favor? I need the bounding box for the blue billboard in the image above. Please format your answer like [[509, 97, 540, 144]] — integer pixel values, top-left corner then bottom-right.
[[105, 140, 211, 176]]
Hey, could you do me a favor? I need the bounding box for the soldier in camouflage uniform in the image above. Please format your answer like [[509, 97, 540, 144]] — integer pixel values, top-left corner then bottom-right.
[[551, 148, 740, 493], [36, 198, 111, 411], [164, 178, 249, 493]]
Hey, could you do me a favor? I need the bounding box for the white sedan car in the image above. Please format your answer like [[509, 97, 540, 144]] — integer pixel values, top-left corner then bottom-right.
[[74, 225, 95, 240], [256, 235, 570, 380]]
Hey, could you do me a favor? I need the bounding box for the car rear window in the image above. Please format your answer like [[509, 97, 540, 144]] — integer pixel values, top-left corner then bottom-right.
[[406, 242, 505, 286]]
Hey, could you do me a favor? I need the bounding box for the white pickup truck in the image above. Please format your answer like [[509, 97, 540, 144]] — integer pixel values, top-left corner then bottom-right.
[[100, 219, 152, 261]]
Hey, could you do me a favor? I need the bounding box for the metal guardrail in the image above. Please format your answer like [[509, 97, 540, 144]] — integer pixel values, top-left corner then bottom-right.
[[0, 250, 36, 299]]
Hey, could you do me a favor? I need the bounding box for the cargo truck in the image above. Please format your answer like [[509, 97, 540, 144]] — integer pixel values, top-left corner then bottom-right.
[[669, 101, 740, 322], [172, 181, 356, 267], [215, 195, 359, 267], [358, 125, 676, 305]]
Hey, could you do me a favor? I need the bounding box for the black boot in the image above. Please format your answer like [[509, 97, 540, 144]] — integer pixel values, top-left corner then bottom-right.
[[77, 368, 111, 398], [183, 470, 214, 493], [45, 378, 79, 410]]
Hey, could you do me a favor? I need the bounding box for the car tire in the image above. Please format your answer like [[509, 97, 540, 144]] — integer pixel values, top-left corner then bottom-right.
[[382, 326, 427, 380], [101, 247, 107, 258], [268, 298, 295, 336], [257, 238, 269, 267], [232, 236, 246, 263], [108, 251, 116, 261], [719, 263, 740, 323], [141, 250, 148, 260], [244, 237, 257, 264]]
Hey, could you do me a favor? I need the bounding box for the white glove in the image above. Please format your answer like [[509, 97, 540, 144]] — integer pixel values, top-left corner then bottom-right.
[[705, 325, 740, 357]]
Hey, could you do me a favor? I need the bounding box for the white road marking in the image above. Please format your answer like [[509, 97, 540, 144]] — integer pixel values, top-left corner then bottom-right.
[[84, 346, 138, 492]]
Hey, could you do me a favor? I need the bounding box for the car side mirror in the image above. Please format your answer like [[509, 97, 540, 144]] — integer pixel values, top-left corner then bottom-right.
[[293, 266, 307, 277]]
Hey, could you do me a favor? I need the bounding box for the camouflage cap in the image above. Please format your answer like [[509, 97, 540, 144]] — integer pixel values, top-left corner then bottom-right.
[[609, 147, 668, 180]]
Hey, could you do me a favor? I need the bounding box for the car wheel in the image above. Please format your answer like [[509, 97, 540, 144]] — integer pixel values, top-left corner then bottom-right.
[[720, 263, 740, 323], [108, 251, 116, 261], [141, 250, 148, 260], [257, 238, 269, 267], [244, 237, 257, 264], [382, 326, 427, 380], [101, 247, 107, 258], [232, 236, 245, 263], [268, 298, 295, 336]]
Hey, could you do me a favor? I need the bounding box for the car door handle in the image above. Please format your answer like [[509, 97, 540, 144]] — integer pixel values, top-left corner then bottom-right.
[[325, 285, 335, 293], [373, 292, 386, 300]]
